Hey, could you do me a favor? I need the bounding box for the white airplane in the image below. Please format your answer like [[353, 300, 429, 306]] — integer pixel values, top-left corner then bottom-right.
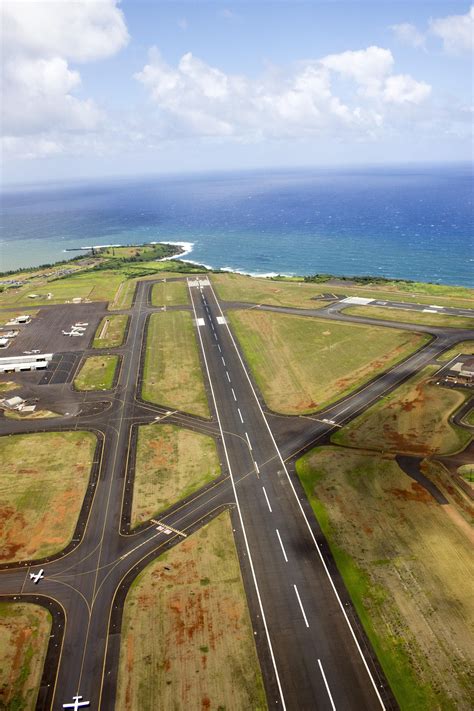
[[75, 322, 89, 326], [31, 349, 40, 354], [29, 569, 44, 584], [63, 696, 90, 710]]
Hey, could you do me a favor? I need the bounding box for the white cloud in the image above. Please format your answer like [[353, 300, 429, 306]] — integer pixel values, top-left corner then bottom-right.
[[1, 0, 129, 157], [390, 23, 426, 49], [135, 45, 431, 143], [430, 5, 474, 54], [177, 17, 188, 31]]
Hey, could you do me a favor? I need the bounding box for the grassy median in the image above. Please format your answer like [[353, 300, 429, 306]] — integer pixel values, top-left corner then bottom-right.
[[142, 311, 210, 417], [296, 446, 474, 711], [437, 341, 474, 361], [131, 424, 220, 526], [74, 355, 118, 391], [0, 431, 96, 562], [0, 602, 51, 711], [93, 314, 129, 348], [342, 305, 474, 329], [151, 280, 189, 307], [332, 366, 471, 455], [229, 310, 429, 414], [116, 512, 267, 711]]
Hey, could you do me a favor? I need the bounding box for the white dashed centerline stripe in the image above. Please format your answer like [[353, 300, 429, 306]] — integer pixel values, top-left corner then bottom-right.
[[226, 371, 231, 382], [207, 280, 386, 709], [262, 486, 272, 512], [238, 408, 244, 423], [254, 461, 260, 474], [217, 344, 221, 352], [318, 659, 337, 711], [221, 357, 226, 366], [231, 388, 237, 401], [276, 529, 288, 562], [187, 280, 286, 709], [293, 585, 309, 628], [245, 432, 252, 450]]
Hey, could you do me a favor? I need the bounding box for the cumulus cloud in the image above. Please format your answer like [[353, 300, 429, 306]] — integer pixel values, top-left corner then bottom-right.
[[430, 5, 474, 54], [390, 23, 426, 49], [1, 0, 129, 158], [135, 45, 431, 142]]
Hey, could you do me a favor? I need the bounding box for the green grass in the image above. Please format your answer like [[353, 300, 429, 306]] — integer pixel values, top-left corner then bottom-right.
[[116, 512, 267, 711], [151, 280, 189, 307], [332, 366, 471, 455], [131, 424, 220, 526], [463, 409, 474, 426], [74, 355, 118, 391], [142, 311, 210, 417], [228, 309, 429, 414], [212, 272, 474, 309], [296, 447, 473, 710], [92, 315, 129, 348], [0, 431, 96, 562], [342, 305, 474, 329], [0, 602, 51, 711]]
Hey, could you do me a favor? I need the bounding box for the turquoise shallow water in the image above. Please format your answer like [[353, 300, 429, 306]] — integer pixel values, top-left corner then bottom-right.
[[1, 164, 473, 286]]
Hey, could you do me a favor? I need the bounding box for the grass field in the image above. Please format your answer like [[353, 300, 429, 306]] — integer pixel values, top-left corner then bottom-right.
[[212, 272, 332, 309], [116, 512, 267, 711], [93, 315, 129, 348], [0, 602, 51, 711], [131, 424, 220, 526], [437, 341, 474, 361], [228, 310, 429, 414], [212, 272, 474, 309], [142, 311, 210, 418], [332, 366, 471, 455], [0, 380, 18, 393], [463, 409, 474, 426], [296, 446, 474, 711], [0, 431, 96, 562], [342, 305, 474, 329], [74, 355, 118, 391], [0, 270, 125, 307], [151, 280, 189, 307]]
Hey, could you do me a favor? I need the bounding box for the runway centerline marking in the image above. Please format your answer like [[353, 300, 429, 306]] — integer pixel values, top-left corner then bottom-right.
[[276, 529, 288, 562], [221, 356, 226, 366], [293, 584, 309, 628], [262, 486, 272, 512], [237, 407, 244, 423], [254, 460, 260, 474], [226, 371, 231, 382], [231, 388, 237, 401], [318, 659, 337, 711], [245, 432, 252, 450]]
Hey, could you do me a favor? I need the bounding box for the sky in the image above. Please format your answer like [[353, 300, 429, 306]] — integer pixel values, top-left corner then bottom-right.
[[1, 1, 473, 184]]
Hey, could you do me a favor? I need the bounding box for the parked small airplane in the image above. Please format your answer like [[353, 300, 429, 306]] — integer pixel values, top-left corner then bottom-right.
[[30, 569, 44, 584]]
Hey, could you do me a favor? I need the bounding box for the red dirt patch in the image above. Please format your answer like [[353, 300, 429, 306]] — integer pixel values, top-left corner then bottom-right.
[[387, 482, 433, 504]]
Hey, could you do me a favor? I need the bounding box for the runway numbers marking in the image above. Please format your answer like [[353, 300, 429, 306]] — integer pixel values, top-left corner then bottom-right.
[[262, 486, 272, 512], [231, 388, 237, 401], [238, 407, 244, 423], [293, 584, 309, 628], [276, 529, 288, 562], [62, 696, 90, 709], [318, 659, 337, 711], [245, 431, 252, 450]]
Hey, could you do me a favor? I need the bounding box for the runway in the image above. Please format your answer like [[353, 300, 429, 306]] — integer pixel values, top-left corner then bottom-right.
[[0, 276, 472, 709]]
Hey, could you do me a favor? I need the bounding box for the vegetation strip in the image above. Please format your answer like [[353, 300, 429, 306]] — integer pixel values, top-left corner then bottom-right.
[[296, 446, 474, 711], [151, 280, 189, 307], [116, 512, 267, 710], [228, 309, 429, 414], [93, 314, 129, 348], [131, 424, 220, 527], [0, 431, 96, 562], [142, 310, 210, 418], [342, 305, 474, 329], [74, 355, 119, 391]]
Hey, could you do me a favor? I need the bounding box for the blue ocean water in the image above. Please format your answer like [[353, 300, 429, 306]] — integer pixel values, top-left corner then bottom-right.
[[1, 165, 473, 286]]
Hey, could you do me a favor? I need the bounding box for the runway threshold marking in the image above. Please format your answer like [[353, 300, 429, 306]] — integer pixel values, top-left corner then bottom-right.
[[318, 659, 337, 711], [245, 432, 252, 450], [188, 280, 287, 709], [293, 584, 309, 628], [276, 529, 288, 562], [262, 486, 272, 512]]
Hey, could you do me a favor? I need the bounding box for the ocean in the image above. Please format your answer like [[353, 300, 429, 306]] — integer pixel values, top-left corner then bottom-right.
[[1, 164, 472, 286]]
